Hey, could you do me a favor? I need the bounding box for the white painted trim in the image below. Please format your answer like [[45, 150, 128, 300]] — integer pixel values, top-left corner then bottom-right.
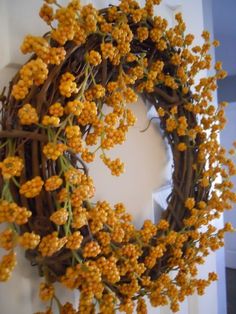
[[164, 0, 183, 8], [0, 0, 10, 69], [163, 0, 183, 28], [165, 2, 182, 11], [224, 102, 236, 112], [225, 249, 236, 269], [7, 63, 21, 70]]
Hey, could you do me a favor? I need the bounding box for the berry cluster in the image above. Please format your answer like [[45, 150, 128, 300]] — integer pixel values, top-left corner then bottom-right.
[[0, 156, 24, 179], [12, 58, 48, 99], [0, 200, 31, 225], [18, 103, 39, 125], [19, 176, 44, 198], [59, 72, 78, 97]]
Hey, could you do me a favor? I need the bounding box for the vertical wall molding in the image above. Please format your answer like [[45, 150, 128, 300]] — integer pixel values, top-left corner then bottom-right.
[[163, 0, 183, 26], [0, 0, 10, 69], [164, 0, 183, 11]]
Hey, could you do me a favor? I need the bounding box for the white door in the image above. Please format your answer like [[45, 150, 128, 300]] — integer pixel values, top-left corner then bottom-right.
[[221, 103, 236, 269], [0, 1, 226, 313]]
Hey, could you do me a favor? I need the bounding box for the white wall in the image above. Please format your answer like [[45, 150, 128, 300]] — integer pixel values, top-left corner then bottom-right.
[[89, 100, 167, 228], [0, 0, 10, 69]]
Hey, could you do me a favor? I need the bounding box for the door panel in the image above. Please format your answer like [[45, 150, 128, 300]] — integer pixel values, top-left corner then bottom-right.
[[0, 1, 222, 313], [221, 103, 236, 269]]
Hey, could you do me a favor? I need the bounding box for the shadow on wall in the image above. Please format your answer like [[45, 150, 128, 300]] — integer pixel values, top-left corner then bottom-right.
[[89, 97, 168, 229]]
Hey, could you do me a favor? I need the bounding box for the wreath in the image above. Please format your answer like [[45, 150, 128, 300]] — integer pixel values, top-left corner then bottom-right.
[[0, 0, 235, 313]]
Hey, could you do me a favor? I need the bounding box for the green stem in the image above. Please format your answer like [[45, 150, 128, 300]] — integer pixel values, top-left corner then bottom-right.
[[72, 250, 83, 264], [11, 177, 20, 188], [8, 223, 19, 235], [53, 295, 62, 312], [54, 1, 62, 9], [88, 63, 96, 85], [1, 180, 13, 201], [0, 139, 9, 150], [54, 114, 73, 142], [47, 128, 54, 142], [49, 297, 53, 310], [8, 139, 15, 156], [77, 65, 89, 100], [63, 198, 72, 236], [59, 155, 69, 173], [91, 145, 101, 154]]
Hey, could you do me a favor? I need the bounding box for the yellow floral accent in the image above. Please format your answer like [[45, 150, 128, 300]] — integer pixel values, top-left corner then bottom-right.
[[0, 156, 24, 179]]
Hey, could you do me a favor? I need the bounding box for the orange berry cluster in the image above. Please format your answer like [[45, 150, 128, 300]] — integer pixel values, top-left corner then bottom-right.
[[43, 143, 67, 160], [45, 175, 63, 191], [42, 115, 60, 127], [48, 102, 64, 117], [39, 3, 54, 24], [19, 176, 44, 198], [0, 229, 15, 250], [50, 208, 68, 225], [0, 156, 24, 179], [59, 72, 78, 97], [64, 167, 83, 185], [18, 103, 39, 125], [18, 232, 40, 249], [0, 252, 17, 282], [85, 84, 106, 101], [77, 101, 97, 125], [66, 231, 83, 250], [72, 206, 87, 229], [83, 241, 101, 258], [12, 58, 48, 99], [38, 232, 67, 257], [87, 50, 102, 66], [0, 200, 31, 225], [21, 35, 66, 65], [65, 100, 84, 116], [100, 155, 125, 176], [81, 148, 95, 163], [39, 282, 55, 301]]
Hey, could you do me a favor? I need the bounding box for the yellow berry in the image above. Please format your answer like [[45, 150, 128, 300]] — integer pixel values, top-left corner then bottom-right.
[[18, 104, 39, 125], [45, 175, 63, 191], [49, 102, 64, 117], [66, 231, 83, 250], [43, 143, 67, 160], [18, 232, 40, 249], [87, 50, 102, 66], [0, 229, 15, 250], [0, 252, 17, 282], [39, 282, 55, 301], [50, 208, 68, 225], [19, 176, 44, 198], [59, 72, 78, 97], [177, 142, 187, 152], [83, 241, 101, 258], [0, 156, 24, 179], [42, 115, 60, 127], [38, 232, 67, 257]]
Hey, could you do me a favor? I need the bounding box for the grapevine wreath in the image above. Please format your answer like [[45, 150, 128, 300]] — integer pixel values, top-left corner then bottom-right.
[[0, 0, 235, 313]]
